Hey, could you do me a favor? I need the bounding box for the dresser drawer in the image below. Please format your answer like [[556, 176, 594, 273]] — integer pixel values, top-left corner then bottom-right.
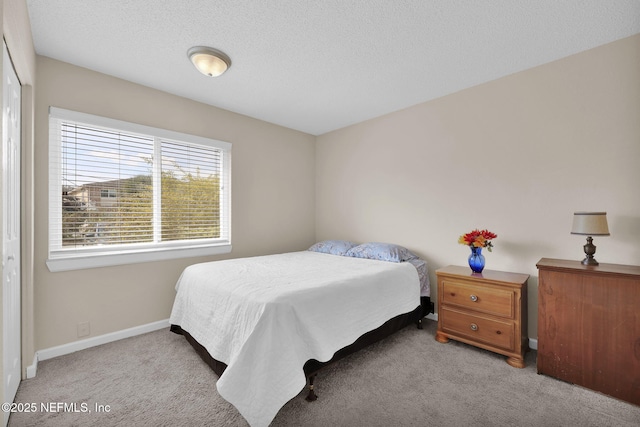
[[441, 280, 514, 318], [440, 307, 515, 351]]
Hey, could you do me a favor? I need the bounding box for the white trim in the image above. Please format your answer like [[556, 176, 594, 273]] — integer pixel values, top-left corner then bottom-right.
[[26, 353, 38, 379], [34, 319, 170, 367], [25, 316, 537, 378], [49, 107, 231, 151], [152, 138, 162, 243], [48, 115, 62, 251], [46, 243, 231, 272]]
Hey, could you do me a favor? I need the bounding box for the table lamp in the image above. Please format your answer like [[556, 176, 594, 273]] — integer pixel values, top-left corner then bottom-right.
[[570, 212, 610, 266]]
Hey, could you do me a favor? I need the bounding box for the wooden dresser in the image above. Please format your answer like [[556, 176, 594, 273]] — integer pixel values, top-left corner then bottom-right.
[[435, 265, 529, 368], [537, 258, 640, 406]]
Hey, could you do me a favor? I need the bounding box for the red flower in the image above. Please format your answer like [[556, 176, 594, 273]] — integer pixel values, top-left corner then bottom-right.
[[458, 229, 497, 252]]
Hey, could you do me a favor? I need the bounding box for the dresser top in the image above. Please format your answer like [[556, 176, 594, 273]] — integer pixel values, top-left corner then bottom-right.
[[436, 265, 529, 284], [537, 258, 640, 277]]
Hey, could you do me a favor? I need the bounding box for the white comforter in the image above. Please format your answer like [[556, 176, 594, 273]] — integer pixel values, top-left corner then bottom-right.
[[169, 251, 420, 427]]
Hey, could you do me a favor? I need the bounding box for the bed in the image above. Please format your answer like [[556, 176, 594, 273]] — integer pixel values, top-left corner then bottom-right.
[[169, 241, 433, 427]]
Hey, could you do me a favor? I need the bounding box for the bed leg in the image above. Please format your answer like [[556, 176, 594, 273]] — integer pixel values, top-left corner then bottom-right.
[[416, 319, 423, 330], [305, 374, 318, 402]]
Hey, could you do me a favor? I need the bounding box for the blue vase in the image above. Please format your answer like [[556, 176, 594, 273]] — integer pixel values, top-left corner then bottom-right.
[[468, 246, 485, 273]]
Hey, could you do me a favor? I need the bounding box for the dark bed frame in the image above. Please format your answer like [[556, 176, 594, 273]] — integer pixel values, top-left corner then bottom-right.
[[171, 296, 434, 401]]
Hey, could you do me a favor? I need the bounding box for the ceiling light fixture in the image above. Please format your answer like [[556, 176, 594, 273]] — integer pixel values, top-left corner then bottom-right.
[[187, 46, 231, 77]]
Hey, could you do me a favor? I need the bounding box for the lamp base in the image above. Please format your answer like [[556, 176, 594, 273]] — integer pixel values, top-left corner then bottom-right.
[[581, 236, 599, 266], [581, 256, 599, 266]]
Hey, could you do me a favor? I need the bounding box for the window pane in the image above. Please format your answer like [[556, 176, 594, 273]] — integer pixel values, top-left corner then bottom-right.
[[61, 124, 154, 247], [160, 140, 222, 241]]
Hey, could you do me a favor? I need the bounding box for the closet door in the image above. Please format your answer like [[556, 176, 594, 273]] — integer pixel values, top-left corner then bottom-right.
[[2, 40, 22, 424]]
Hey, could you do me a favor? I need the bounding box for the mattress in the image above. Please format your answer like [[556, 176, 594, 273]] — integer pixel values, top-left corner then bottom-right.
[[169, 251, 421, 427]]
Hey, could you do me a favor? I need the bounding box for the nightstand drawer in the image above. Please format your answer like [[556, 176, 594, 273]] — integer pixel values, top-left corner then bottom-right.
[[440, 307, 514, 351], [441, 280, 514, 318]]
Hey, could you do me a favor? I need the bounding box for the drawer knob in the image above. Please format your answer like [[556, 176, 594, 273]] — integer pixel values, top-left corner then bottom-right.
[[470, 294, 478, 302], [470, 323, 478, 331]]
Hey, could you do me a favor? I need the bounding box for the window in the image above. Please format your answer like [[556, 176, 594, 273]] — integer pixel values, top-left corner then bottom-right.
[[47, 107, 231, 272], [100, 189, 117, 198]]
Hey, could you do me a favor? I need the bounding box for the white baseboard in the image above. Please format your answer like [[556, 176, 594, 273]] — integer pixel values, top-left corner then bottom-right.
[[26, 317, 537, 378], [26, 353, 38, 379], [29, 319, 170, 377]]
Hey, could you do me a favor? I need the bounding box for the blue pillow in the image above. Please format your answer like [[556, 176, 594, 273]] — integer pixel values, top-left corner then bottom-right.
[[345, 242, 418, 263], [308, 240, 358, 256]]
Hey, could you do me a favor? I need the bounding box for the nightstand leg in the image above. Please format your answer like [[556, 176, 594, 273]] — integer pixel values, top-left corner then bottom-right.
[[435, 331, 449, 343], [506, 356, 525, 369]]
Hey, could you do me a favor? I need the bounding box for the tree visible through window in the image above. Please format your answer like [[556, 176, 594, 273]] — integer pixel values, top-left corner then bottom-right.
[[49, 107, 231, 270], [160, 140, 223, 242]]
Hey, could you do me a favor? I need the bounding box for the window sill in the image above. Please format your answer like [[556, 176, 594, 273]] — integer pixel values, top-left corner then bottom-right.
[[46, 243, 232, 272]]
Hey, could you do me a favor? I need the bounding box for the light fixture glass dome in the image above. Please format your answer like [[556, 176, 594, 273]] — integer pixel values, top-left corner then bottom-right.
[[188, 46, 231, 77]]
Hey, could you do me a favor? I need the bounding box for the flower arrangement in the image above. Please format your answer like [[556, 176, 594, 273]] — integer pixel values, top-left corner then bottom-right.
[[458, 229, 498, 252]]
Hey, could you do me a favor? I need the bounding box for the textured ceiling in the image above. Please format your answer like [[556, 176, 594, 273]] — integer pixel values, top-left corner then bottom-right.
[[26, 0, 640, 135]]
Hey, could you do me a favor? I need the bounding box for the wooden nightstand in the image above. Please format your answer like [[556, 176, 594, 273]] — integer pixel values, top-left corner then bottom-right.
[[435, 265, 529, 368]]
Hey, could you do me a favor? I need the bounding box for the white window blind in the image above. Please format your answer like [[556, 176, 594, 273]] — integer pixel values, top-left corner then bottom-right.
[[48, 107, 231, 272]]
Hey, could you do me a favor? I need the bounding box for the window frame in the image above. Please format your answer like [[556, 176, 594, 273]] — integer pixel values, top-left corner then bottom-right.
[[47, 107, 232, 272]]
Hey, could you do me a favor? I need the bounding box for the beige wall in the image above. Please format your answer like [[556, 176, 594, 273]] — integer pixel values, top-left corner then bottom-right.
[[316, 34, 640, 339], [33, 57, 316, 350]]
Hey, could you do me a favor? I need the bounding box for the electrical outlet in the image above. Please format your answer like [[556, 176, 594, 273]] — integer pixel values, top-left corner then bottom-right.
[[77, 321, 90, 338]]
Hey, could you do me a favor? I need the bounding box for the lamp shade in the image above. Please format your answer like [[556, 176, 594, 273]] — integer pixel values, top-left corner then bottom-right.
[[188, 46, 231, 77], [571, 212, 610, 236]]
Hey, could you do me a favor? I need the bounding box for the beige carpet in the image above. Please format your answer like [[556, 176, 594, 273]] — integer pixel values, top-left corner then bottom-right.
[[8, 320, 640, 426]]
